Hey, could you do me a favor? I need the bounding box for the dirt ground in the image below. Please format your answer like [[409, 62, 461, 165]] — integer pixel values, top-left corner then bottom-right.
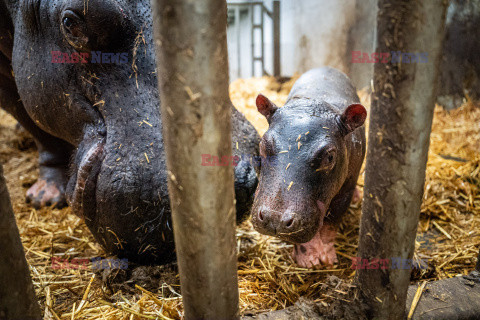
[[0, 77, 479, 319]]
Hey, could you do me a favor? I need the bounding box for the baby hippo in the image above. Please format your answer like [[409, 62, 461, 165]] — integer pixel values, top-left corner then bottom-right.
[[251, 67, 366, 268]]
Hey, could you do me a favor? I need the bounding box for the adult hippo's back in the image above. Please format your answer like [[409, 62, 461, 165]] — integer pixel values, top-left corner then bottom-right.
[[0, 0, 259, 264]]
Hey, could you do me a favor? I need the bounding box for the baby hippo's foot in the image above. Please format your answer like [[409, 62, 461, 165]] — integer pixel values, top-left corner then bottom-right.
[[352, 187, 363, 204], [293, 223, 338, 268], [27, 165, 67, 209]]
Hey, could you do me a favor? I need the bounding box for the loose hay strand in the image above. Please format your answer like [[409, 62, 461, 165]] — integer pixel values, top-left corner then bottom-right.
[[407, 281, 427, 319]]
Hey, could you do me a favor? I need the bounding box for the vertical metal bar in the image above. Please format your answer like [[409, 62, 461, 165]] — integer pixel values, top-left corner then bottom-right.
[[250, 3, 255, 77], [235, 6, 241, 79], [260, 4, 265, 75], [151, 0, 239, 319], [273, 0, 281, 77]]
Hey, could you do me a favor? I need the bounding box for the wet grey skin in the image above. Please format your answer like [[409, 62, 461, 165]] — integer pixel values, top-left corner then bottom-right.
[[251, 67, 366, 245], [0, 0, 259, 264]]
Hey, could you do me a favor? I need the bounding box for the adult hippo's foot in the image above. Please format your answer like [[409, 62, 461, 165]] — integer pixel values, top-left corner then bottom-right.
[[26, 144, 70, 209], [26, 164, 68, 209], [293, 223, 338, 268]]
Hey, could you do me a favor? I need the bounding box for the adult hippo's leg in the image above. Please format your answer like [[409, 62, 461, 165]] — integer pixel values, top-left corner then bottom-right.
[[0, 60, 72, 208], [26, 142, 71, 208]]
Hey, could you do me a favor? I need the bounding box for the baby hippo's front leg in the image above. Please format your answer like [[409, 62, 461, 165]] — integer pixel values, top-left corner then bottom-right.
[[293, 222, 338, 268]]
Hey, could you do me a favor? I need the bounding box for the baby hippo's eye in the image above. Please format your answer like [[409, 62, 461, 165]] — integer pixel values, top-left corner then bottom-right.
[[327, 152, 335, 163], [259, 136, 276, 158], [314, 147, 337, 172], [61, 11, 89, 50]]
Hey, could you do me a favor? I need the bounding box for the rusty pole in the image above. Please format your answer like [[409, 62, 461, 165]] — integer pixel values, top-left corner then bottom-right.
[[151, 0, 239, 319], [0, 164, 41, 319]]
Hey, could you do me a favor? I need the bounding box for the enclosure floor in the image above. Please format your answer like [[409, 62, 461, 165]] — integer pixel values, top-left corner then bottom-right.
[[0, 77, 478, 319]]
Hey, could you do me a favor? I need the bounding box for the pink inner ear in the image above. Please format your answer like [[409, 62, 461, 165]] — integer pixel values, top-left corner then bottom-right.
[[344, 104, 367, 128], [256, 94, 275, 118]]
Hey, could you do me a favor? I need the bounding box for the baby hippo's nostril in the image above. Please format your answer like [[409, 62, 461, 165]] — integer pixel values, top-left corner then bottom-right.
[[285, 217, 294, 228], [281, 213, 296, 230], [98, 127, 107, 137], [258, 210, 264, 221]]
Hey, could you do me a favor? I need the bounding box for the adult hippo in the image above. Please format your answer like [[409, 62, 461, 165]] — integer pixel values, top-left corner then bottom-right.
[[0, 0, 259, 264]]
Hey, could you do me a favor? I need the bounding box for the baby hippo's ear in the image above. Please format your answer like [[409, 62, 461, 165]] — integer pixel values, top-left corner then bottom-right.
[[340, 103, 367, 133], [256, 94, 278, 122]]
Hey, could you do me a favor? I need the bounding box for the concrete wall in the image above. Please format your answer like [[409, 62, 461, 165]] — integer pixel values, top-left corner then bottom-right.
[[283, 0, 356, 75], [227, 0, 357, 81], [438, 0, 480, 109], [347, 0, 377, 90], [227, 0, 480, 109]]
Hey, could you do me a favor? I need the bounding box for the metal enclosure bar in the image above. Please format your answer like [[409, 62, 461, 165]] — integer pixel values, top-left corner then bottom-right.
[[228, 1, 280, 78], [251, 3, 265, 76], [272, 0, 280, 77], [235, 6, 241, 79]]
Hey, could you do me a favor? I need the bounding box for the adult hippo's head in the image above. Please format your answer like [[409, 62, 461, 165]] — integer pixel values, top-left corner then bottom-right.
[[10, 0, 174, 263]]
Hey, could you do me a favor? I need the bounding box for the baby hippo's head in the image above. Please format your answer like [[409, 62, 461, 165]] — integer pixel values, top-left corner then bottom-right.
[[251, 94, 366, 243]]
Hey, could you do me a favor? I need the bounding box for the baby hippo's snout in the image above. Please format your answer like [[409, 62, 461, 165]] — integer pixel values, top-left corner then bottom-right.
[[256, 208, 299, 235], [252, 205, 319, 244]]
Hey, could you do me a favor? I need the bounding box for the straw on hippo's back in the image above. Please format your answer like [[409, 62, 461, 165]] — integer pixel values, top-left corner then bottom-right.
[[251, 67, 366, 268]]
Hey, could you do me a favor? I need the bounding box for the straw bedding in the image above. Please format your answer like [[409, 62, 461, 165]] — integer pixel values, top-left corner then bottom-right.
[[0, 76, 478, 319]]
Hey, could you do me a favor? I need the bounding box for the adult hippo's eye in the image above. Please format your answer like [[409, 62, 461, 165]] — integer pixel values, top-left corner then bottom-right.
[[313, 147, 337, 172], [63, 17, 74, 29], [61, 11, 89, 50]]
